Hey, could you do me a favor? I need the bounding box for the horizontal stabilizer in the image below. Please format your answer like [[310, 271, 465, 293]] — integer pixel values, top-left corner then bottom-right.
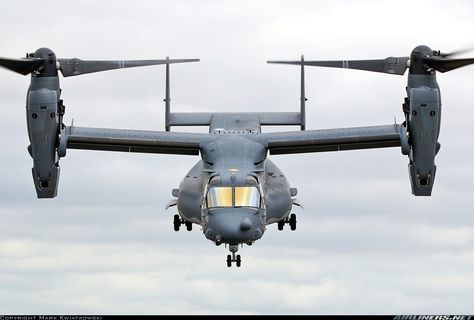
[[168, 112, 303, 132]]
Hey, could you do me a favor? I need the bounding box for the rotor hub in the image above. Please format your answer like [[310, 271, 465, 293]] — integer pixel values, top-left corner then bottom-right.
[[31, 47, 58, 77], [410, 45, 435, 75]]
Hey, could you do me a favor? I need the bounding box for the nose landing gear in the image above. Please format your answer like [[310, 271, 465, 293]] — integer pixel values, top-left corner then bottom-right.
[[226, 245, 242, 267], [277, 213, 297, 231]]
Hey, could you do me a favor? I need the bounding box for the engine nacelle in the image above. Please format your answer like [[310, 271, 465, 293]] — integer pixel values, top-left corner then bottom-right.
[[407, 86, 440, 196], [27, 88, 60, 198]]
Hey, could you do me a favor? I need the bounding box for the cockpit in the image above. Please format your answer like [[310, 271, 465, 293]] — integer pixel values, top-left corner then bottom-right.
[[204, 176, 263, 209], [206, 186, 261, 208], [201, 175, 265, 256]]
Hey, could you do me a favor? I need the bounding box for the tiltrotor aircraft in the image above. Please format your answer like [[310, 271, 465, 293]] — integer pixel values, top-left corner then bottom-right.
[[1, 45, 473, 267]]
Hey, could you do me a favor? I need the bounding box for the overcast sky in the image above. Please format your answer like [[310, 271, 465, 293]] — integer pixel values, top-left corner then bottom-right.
[[0, 0, 473, 315]]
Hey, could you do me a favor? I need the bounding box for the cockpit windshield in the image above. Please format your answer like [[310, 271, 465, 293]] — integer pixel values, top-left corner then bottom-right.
[[206, 187, 233, 208], [234, 187, 260, 207], [206, 186, 261, 208]]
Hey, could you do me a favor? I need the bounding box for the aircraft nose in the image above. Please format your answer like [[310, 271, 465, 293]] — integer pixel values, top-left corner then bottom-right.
[[204, 208, 263, 245], [240, 217, 252, 231]]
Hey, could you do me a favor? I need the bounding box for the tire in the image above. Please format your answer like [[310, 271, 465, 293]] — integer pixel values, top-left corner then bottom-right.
[[174, 214, 181, 231], [236, 255, 241, 267], [290, 214, 297, 231], [186, 221, 192, 231], [226, 255, 232, 267], [277, 220, 284, 231], [174, 214, 180, 223], [173, 222, 180, 231], [290, 213, 296, 223]]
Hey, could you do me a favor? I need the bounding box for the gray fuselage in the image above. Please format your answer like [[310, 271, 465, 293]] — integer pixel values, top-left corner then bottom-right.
[[175, 134, 293, 246]]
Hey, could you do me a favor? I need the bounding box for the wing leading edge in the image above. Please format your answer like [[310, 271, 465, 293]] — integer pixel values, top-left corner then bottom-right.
[[65, 126, 215, 155], [253, 124, 402, 155]]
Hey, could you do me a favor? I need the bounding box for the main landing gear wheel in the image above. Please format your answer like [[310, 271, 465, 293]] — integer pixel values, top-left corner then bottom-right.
[[277, 220, 284, 230], [226, 245, 242, 268], [289, 213, 297, 231], [173, 214, 193, 232], [185, 221, 193, 231], [277, 213, 297, 231], [173, 214, 181, 231]]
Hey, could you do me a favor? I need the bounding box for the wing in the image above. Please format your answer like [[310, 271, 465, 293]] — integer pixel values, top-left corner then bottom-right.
[[253, 124, 402, 155], [65, 126, 215, 155]]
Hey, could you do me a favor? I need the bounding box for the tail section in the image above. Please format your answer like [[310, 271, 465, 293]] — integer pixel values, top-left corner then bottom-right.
[[165, 56, 307, 132]]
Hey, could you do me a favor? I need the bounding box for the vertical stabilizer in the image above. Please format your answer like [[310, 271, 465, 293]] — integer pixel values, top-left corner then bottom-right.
[[165, 56, 171, 131], [300, 54, 307, 131]]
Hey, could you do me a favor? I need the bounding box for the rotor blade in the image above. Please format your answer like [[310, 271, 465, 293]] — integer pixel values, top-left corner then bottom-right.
[[0, 57, 44, 75], [58, 58, 199, 77], [424, 56, 474, 73], [439, 47, 474, 58], [268, 57, 409, 75]]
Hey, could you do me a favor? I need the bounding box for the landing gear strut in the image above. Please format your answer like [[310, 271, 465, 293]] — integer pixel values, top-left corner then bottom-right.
[[226, 245, 241, 267], [173, 214, 192, 231], [277, 213, 297, 231]]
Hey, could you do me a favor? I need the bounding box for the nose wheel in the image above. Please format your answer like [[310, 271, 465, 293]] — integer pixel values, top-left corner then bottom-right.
[[277, 213, 297, 231], [226, 245, 242, 267]]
